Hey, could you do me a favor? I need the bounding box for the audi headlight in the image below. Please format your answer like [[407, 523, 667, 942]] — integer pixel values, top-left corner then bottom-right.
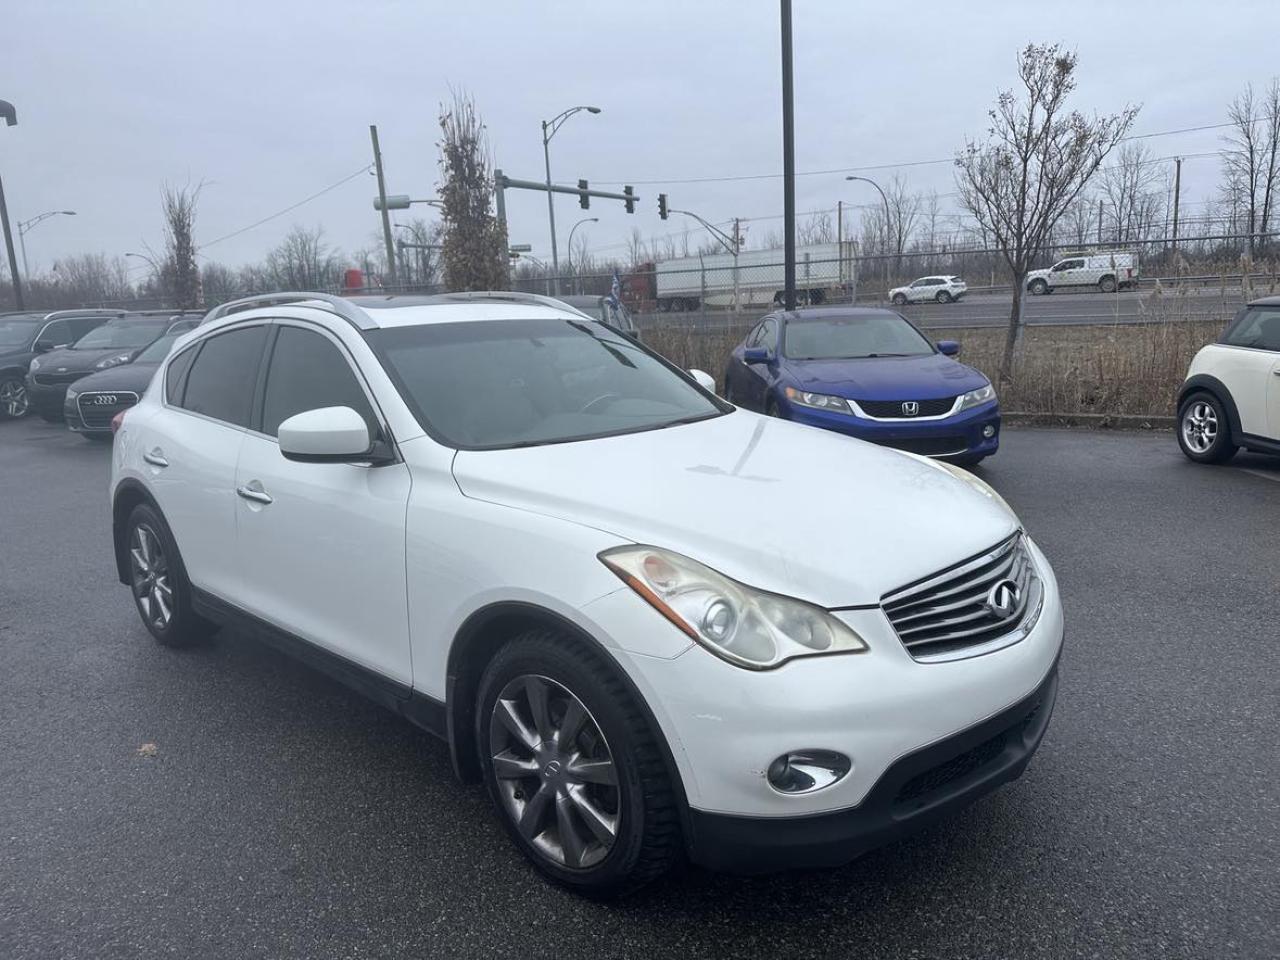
[[95, 352, 132, 370], [600, 545, 868, 669], [783, 387, 852, 414], [65, 388, 79, 404], [956, 383, 996, 411], [29, 356, 42, 373]]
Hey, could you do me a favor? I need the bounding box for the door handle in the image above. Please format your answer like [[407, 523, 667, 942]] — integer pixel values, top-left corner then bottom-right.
[[236, 483, 273, 505], [143, 449, 168, 468], [1273, 369, 1280, 377]]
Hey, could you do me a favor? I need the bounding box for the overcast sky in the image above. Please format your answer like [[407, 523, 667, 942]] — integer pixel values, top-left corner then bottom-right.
[[4, 0, 1277, 279]]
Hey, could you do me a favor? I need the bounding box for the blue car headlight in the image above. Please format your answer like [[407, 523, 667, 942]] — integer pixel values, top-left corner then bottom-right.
[[783, 387, 853, 414], [956, 383, 996, 412]]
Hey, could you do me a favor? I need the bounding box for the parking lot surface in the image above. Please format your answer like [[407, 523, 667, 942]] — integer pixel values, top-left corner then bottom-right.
[[1, 417, 1276, 960]]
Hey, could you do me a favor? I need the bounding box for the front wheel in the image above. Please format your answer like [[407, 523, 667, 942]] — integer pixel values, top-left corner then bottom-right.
[[477, 630, 682, 897], [891, 293, 907, 306], [1177, 392, 1237, 464], [0, 377, 29, 419]]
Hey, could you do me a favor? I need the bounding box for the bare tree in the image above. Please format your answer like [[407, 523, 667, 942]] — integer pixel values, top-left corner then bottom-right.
[[438, 91, 508, 291], [50, 253, 134, 305], [955, 43, 1138, 383], [1220, 79, 1280, 253], [797, 211, 834, 245], [625, 227, 649, 267], [266, 225, 342, 290], [161, 183, 202, 309], [396, 217, 442, 289], [1100, 142, 1165, 242]]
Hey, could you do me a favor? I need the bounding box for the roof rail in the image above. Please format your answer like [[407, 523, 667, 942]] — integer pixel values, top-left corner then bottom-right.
[[428, 290, 595, 320], [42, 308, 129, 320], [201, 292, 375, 330]]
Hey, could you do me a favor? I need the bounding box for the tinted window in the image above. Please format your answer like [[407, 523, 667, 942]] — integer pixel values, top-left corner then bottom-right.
[[371, 317, 725, 449], [179, 325, 268, 427], [760, 319, 778, 352], [1223, 306, 1280, 352], [71, 320, 167, 351], [0, 317, 41, 349], [69, 317, 109, 340], [37, 319, 72, 348], [165, 345, 198, 404], [746, 322, 766, 347], [782, 313, 934, 360], [136, 332, 181, 364], [261, 326, 377, 437]]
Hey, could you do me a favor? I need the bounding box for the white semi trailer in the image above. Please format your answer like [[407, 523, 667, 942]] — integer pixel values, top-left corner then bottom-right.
[[652, 242, 854, 311]]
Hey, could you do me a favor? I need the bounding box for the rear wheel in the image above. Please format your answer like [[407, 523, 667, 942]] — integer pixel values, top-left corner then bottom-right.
[[125, 503, 216, 646], [476, 630, 682, 897], [1098, 274, 1117, 293], [1177, 392, 1237, 464], [0, 377, 29, 418], [935, 290, 952, 303]]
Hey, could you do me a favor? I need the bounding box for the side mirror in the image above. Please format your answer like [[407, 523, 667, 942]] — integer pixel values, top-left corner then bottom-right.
[[937, 340, 960, 357], [278, 406, 380, 463], [743, 345, 770, 364], [688, 369, 717, 393], [34, 340, 62, 354]]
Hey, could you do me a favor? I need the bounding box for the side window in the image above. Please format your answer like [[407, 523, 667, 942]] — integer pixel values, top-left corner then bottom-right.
[[179, 325, 268, 427], [746, 323, 764, 347], [910, 279, 925, 288], [36, 319, 72, 348], [261, 326, 377, 438], [760, 319, 778, 352], [165, 344, 199, 405], [69, 317, 105, 341], [1223, 308, 1280, 352]]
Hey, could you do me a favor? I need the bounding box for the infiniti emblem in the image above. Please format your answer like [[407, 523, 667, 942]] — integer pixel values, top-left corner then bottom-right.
[[984, 579, 1020, 620], [901, 401, 919, 417]]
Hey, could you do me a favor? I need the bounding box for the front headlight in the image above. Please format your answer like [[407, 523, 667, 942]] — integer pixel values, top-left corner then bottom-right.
[[29, 356, 41, 373], [956, 383, 996, 411], [783, 387, 853, 414], [600, 545, 869, 669], [65, 388, 79, 404], [95, 352, 132, 370]]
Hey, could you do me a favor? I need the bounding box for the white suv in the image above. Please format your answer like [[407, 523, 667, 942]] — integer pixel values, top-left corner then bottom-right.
[[889, 275, 967, 305], [109, 292, 1063, 895], [1177, 297, 1280, 463]]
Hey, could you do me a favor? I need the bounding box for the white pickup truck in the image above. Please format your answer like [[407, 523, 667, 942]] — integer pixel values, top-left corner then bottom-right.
[[1026, 253, 1139, 295]]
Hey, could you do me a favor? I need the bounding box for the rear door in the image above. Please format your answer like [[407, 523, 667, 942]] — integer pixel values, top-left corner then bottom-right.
[[146, 323, 269, 601], [233, 322, 413, 686]]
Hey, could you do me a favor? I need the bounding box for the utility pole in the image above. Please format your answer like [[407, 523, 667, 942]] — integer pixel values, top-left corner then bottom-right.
[[780, 0, 796, 311], [1171, 156, 1183, 253], [1096, 199, 1104, 245], [836, 200, 843, 295], [0, 99, 24, 311], [369, 125, 398, 287], [732, 217, 741, 311]]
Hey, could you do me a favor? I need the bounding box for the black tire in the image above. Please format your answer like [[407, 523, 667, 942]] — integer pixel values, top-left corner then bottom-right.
[[475, 630, 682, 897], [1177, 391, 1238, 464], [1028, 279, 1048, 296], [891, 293, 907, 306], [935, 290, 952, 303], [124, 503, 217, 646], [0, 376, 29, 419], [1098, 274, 1117, 293]]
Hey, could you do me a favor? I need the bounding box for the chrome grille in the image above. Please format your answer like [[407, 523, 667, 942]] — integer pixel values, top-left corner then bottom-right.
[[77, 391, 138, 429], [882, 534, 1040, 661]]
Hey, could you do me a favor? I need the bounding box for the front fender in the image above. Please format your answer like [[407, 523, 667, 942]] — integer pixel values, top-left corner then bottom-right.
[[1177, 374, 1242, 444]]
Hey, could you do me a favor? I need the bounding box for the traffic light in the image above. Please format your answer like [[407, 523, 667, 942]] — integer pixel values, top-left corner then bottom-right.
[[624, 185, 635, 214], [658, 193, 669, 220], [578, 179, 590, 209]]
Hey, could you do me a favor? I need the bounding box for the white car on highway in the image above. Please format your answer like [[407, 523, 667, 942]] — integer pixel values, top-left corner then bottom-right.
[[109, 291, 1063, 895], [889, 275, 967, 305], [1025, 252, 1139, 295], [1177, 296, 1280, 463]]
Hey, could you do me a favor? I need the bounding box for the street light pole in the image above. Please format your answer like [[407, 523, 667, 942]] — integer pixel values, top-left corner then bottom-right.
[[846, 175, 892, 287], [541, 105, 601, 296], [0, 99, 24, 310], [369, 125, 398, 287], [566, 216, 598, 295], [18, 210, 76, 282]]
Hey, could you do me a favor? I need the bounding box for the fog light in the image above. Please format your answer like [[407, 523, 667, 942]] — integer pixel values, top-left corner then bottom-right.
[[982, 424, 996, 438], [766, 750, 851, 795]]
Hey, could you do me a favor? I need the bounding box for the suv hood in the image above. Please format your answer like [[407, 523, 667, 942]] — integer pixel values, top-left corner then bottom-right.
[[35, 345, 138, 375], [70, 361, 160, 393], [451, 410, 1017, 607], [785, 354, 988, 401]]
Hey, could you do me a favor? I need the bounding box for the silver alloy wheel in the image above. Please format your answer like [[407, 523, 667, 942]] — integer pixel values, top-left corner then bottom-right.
[[1182, 400, 1218, 454], [0, 378, 28, 418], [489, 674, 619, 870], [129, 523, 174, 630]]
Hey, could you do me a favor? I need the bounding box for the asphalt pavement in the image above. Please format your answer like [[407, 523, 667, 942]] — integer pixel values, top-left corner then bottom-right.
[[1, 416, 1277, 959]]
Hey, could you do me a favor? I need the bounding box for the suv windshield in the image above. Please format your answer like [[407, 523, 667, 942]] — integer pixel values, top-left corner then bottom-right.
[[371, 317, 726, 449], [71, 321, 167, 351], [784, 314, 935, 360], [0, 317, 42, 349]]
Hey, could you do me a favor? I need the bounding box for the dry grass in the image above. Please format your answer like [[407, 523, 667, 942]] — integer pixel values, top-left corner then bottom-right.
[[645, 310, 1226, 419]]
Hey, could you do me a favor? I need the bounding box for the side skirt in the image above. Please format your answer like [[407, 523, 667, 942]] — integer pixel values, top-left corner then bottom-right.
[[191, 587, 448, 743]]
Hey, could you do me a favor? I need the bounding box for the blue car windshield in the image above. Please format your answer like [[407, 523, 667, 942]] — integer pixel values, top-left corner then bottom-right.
[[784, 315, 934, 360]]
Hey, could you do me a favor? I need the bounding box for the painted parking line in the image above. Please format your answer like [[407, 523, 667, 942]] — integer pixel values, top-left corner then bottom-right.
[[1239, 468, 1280, 483]]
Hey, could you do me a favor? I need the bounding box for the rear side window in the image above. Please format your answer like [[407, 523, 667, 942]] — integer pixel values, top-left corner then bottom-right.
[[1222, 306, 1280, 352], [36, 319, 72, 348], [165, 345, 198, 404], [260, 326, 377, 437], [178, 325, 268, 427]]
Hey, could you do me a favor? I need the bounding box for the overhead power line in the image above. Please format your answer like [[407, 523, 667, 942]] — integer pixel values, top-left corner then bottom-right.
[[202, 164, 373, 249]]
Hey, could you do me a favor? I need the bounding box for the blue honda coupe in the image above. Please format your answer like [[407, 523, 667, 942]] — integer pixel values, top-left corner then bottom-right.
[[723, 307, 1000, 465]]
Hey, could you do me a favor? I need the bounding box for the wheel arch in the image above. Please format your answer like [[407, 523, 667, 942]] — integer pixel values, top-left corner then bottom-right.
[[111, 478, 163, 584], [1177, 374, 1242, 445], [443, 599, 693, 837]]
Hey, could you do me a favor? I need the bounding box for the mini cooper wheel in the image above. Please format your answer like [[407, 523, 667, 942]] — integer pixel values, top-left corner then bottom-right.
[[125, 504, 215, 646], [0, 377, 29, 419], [476, 630, 681, 897], [1177, 392, 1237, 464]]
